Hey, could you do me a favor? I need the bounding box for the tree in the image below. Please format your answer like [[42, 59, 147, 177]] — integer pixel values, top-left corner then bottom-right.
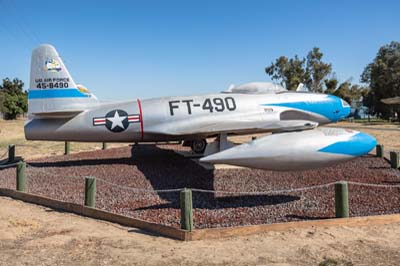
[[332, 81, 352, 104], [265, 47, 332, 92], [0, 78, 28, 119], [306, 48, 332, 92], [361, 41, 400, 119], [0, 92, 4, 114], [265, 55, 310, 90], [332, 82, 365, 106], [324, 77, 339, 94], [361, 88, 374, 121]]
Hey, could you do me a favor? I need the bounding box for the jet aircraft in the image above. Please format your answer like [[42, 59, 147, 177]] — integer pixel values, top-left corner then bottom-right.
[[25, 45, 376, 170]]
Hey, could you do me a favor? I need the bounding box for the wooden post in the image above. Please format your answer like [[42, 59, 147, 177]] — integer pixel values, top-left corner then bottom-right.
[[64, 141, 70, 155], [390, 151, 399, 169], [102, 142, 107, 150], [16, 161, 26, 192], [84, 176, 96, 208], [180, 188, 193, 231], [376, 144, 384, 158], [8, 144, 15, 162], [335, 181, 349, 218]]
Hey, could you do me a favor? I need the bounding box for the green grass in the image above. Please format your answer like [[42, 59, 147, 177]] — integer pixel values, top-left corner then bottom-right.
[[319, 257, 353, 266], [347, 118, 399, 125]]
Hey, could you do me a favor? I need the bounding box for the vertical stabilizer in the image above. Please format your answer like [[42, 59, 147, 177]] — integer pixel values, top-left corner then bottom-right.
[[29, 44, 98, 116]]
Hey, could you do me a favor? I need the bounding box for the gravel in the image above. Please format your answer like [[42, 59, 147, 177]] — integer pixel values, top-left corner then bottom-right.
[[0, 144, 399, 229]]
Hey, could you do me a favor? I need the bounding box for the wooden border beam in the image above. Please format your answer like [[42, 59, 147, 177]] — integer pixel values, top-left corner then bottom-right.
[[2, 188, 400, 241], [0, 188, 189, 241]]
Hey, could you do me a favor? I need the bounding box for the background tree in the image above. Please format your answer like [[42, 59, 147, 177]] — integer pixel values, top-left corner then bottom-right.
[[265, 47, 331, 92], [324, 77, 339, 94], [265, 55, 309, 90], [332, 82, 366, 106], [361, 88, 374, 121], [0, 92, 4, 114], [306, 48, 332, 92], [361, 41, 400, 120], [0, 78, 28, 120]]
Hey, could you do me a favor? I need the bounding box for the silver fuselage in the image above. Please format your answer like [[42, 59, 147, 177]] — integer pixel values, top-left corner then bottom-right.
[[25, 92, 350, 142]]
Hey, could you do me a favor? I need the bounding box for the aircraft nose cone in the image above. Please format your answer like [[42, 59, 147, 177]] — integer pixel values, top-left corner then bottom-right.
[[339, 99, 351, 119], [326, 95, 351, 122], [333, 96, 351, 121]]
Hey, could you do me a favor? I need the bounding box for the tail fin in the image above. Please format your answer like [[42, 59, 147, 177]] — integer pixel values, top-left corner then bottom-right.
[[29, 44, 98, 117]]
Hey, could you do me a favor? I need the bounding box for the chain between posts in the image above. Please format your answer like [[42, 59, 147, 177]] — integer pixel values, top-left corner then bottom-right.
[[81, 179, 400, 194], [346, 181, 400, 188], [191, 182, 338, 195], [0, 162, 21, 168], [4, 163, 400, 195], [95, 178, 339, 195]]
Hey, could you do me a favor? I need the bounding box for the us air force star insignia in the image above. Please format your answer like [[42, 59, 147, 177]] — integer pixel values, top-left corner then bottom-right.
[[93, 109, 141, 133], [107, 110, 127, 131]]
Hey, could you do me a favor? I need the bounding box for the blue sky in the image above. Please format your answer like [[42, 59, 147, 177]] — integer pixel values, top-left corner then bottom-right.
[[0, 0, 399, 100]]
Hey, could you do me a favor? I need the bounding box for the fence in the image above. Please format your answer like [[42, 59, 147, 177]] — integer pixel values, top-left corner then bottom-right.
[[0, 143, 400, 237]]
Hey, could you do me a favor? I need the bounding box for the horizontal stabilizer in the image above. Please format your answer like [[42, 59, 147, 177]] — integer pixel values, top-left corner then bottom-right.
[[30, 110, 83, 118]]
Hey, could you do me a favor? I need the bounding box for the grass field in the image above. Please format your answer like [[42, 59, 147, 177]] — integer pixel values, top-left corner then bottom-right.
[[0, 119, 399, 160]]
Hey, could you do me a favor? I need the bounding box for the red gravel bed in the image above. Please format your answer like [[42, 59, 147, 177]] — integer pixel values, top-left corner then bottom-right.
[[0, 144, 399, 229]]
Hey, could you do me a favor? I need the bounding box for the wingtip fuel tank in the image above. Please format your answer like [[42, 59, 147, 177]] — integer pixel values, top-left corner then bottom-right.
[[200, 128, 376, 171]]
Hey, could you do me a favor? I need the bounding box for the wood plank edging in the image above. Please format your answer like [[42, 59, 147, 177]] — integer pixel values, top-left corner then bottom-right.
[[0, 188, 189, 241], [2, 188, 400, 241]]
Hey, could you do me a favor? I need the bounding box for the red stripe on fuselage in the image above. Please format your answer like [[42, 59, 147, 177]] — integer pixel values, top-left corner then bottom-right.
[[137, 99, 144, 141]]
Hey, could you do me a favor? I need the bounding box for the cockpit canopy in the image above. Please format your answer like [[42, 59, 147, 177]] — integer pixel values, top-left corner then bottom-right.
[[223, 82, 287, 94]]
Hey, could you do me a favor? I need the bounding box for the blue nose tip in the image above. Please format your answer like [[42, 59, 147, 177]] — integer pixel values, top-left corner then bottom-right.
[[318, 132, 377, 156], [350, 132, 377, 156]]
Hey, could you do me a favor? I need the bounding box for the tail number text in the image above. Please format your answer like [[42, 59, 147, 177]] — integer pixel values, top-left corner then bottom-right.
[[169, 97, 236, 116]]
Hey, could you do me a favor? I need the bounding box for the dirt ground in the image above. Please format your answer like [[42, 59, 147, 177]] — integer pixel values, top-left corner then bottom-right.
[[1, 196, 400, 266]]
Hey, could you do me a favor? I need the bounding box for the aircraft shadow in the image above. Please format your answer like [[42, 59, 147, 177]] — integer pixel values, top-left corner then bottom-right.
[[132, 145, 300, 209], [285, 214, 329, 220], [28, 157, 135, 167], [131, 144, 214, 203], [26, 144, 301, 210]]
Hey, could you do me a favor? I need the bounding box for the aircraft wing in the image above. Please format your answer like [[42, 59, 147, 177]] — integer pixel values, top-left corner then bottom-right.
[[148, 113, 318, 136], [180, 119, 318, 134]]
